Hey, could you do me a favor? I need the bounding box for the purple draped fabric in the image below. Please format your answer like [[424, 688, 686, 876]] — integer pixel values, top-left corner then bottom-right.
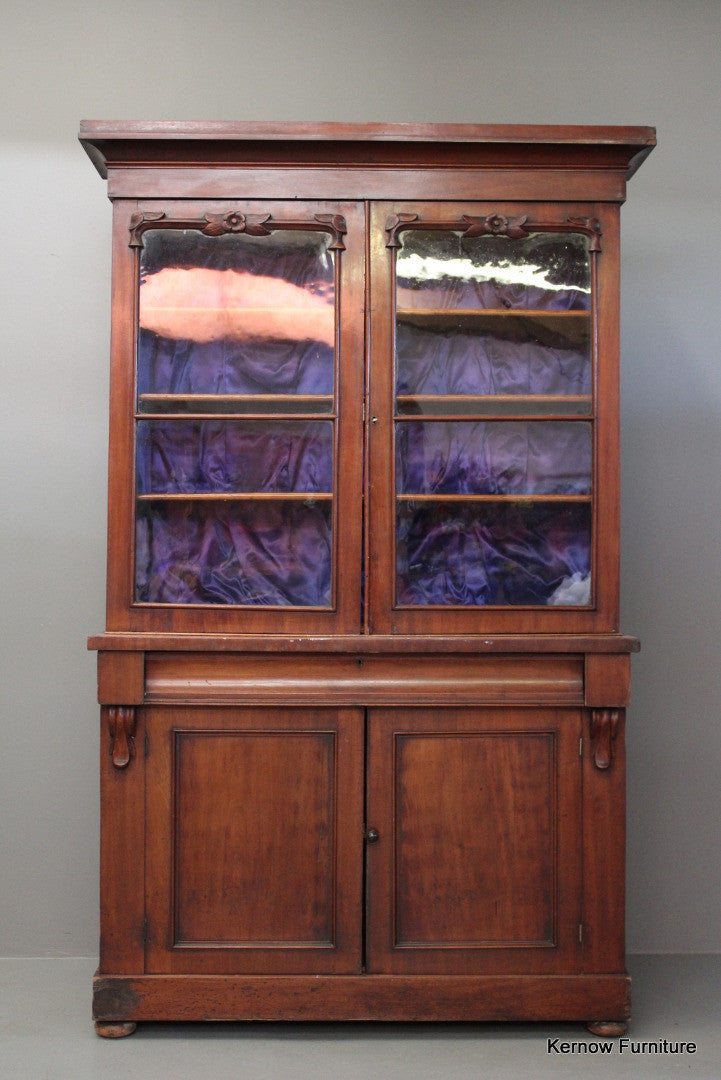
[[394, 420, 592, 606], [397, 421, 591, 497], [136, 502, 332, 607], [137, 420, 333, 495], [138, 331, 335, 397], [397, 502, 591, 607], [396, 325, 590, 397]]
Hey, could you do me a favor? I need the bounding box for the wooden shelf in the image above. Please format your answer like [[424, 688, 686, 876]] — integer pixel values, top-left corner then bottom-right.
[[137, 413, 336, 422], [397, 394, 591, 403], [397, 308, 590, 318], [395, 394, 592, 420], [396, 308, 590, 346], [141, 306, 332, 313], [137, 393, 335, 418], [137, 492, 333, 502], [138, 394, 334, 403], [397, 493, 591, 503]]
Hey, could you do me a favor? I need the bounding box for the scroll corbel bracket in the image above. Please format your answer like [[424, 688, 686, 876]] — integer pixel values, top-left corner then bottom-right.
[[590, 709, 620, 770], [108, 707, 137, 769]]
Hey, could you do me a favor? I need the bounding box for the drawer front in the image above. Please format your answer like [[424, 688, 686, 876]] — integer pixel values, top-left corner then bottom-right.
[[144, 651, 584, 706]]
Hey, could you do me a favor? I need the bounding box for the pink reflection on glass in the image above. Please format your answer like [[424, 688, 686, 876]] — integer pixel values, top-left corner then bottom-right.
[[139, 267, 335, 346]]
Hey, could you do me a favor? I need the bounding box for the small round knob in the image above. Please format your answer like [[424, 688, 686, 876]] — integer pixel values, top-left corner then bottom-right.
[[366, 828, 380, 843]]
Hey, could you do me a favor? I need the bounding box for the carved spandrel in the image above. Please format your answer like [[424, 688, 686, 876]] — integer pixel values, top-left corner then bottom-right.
[[128, 210, 347, 249], [128, 211, 165, 246], [567, 216, 602, 252], [385, 211, 602, 250], [108, 707, 137, 769], [385, 213, 420, 248], [590, 709, 620, 770]]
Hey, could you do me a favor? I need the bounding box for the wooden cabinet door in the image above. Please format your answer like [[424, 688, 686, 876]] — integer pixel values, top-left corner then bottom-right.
[[144, 705, 364, 974], [365, 707, 583, 974]]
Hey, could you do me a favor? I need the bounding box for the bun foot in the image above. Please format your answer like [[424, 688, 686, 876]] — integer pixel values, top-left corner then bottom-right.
[[586, 1020, 628, 1037], [95, 1021, 137, 1038]]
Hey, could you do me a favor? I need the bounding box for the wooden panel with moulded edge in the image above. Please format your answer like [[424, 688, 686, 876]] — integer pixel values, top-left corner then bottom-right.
[[584, 652, 633, 707], [97, 651, 145, 705]]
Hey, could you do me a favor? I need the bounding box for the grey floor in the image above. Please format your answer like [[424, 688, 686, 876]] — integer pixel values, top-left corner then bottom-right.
[[0, 956, 719, 1080]]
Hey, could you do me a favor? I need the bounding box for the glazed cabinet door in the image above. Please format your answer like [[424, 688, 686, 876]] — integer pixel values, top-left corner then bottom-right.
[[144, 705, 364, 974], [367, 201, 621, 635], [107, 200, 365, 635], [365, 707, 583, 974]]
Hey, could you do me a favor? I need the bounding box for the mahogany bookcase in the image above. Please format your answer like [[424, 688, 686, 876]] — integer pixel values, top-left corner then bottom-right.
[[80, 122, 655, 1036]]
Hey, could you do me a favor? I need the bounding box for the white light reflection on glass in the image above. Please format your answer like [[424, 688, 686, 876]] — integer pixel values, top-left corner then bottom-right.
[[395, 252, 591, 297]]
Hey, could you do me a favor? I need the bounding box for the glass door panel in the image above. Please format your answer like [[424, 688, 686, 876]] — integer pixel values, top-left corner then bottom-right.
[[395, 420, 592, 496], [136, 419, 334, 495], [396, 501, 592, 607], [392, 222, 594, 610], [135, 225, 339, 610], [135, 501, 333, 607], [138, 228, 336, 398], [395, 227, 592, 412], [396, 227, 591, 308]]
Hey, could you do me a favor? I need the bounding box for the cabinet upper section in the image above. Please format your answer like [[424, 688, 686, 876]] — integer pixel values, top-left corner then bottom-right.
[[81, 123, 654, 639]]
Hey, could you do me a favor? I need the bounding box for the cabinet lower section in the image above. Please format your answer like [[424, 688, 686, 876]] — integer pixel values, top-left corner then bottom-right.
[[94, 642, 632, 1030]]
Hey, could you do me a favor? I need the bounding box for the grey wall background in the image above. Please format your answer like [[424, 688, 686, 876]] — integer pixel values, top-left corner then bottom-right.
[[1, 0, 719, 958]]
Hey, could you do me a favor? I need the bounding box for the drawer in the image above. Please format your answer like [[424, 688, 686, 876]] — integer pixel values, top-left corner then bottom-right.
[[143, 651, 584, 706]]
